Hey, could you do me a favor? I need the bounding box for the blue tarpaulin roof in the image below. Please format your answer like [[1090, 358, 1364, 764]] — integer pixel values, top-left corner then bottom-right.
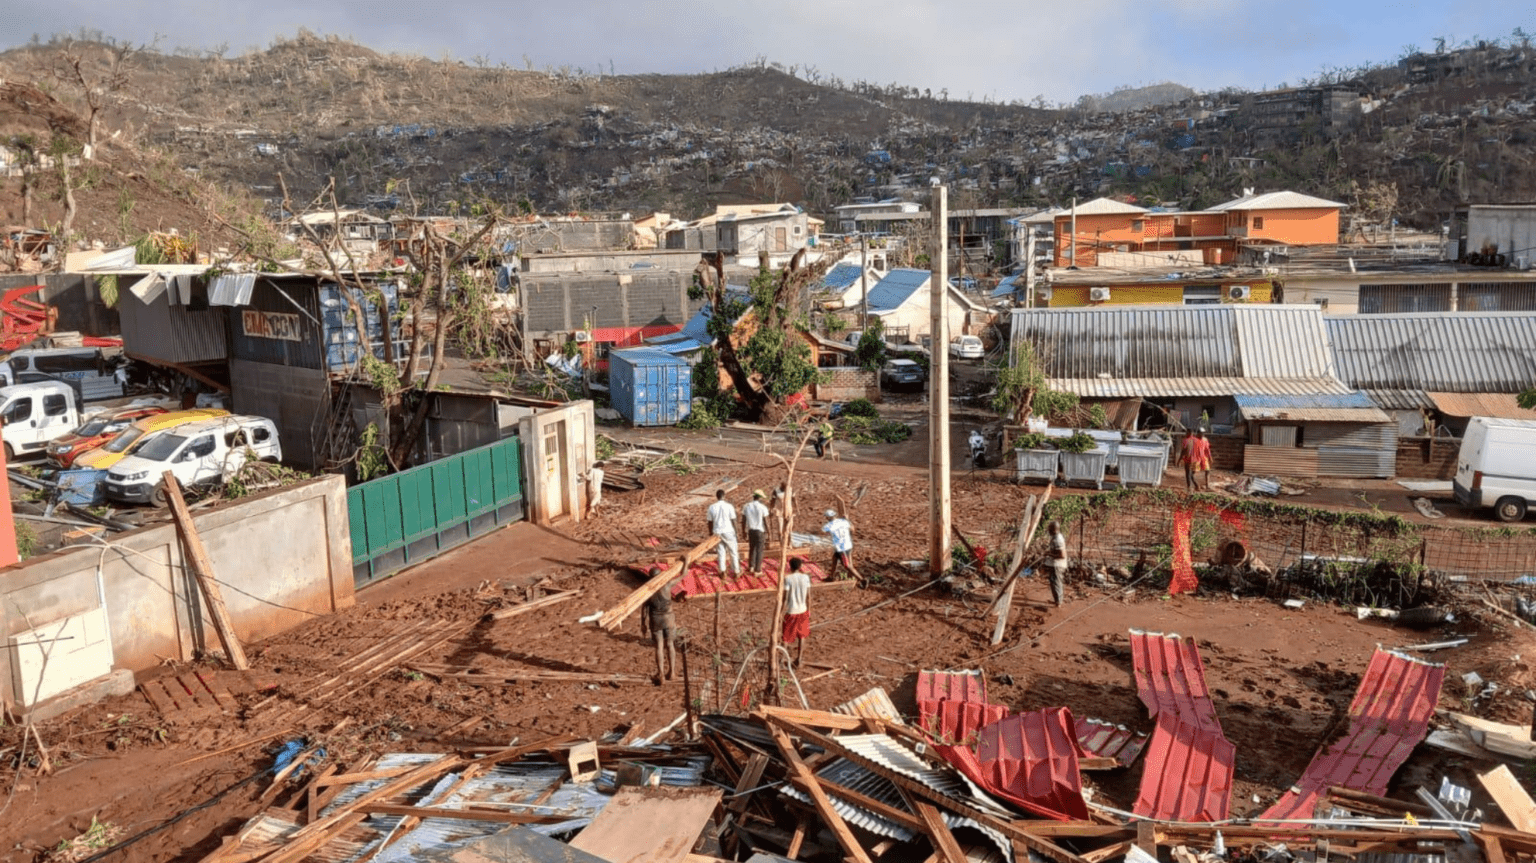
[[866, 269, 930, 313], [823, 263, 864, 291], [1232, 391, 1378, 409], [991, 275, 1021, 299], [646, 286, 750, 354]]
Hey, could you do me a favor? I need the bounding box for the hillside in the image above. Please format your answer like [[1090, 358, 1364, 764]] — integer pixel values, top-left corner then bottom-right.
[[2, 32, 1535, 233]]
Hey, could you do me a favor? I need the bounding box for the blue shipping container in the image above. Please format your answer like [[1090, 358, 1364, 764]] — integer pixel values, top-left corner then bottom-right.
[[609, 348, 692, 427]]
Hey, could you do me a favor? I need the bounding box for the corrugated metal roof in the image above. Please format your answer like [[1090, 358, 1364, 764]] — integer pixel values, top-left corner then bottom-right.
[[671, 557, 828, 598], [1011, 306, 1341, 383], [866, 269, 931, 312], [831, 687, 904, 725], [1362, 388, 1433, 410], [1129, 630, 1235, 822], [1209, 191, 1346, 211], [608, 347, 691, 367], [1075, 717, 1149, 768], [822, 263, 864, 291], [1051, 376, 1352, 399], [833, 733, 1012, 818], [1326, 313, 1536, 393], [1257, 649, 1444, 826], [1427, 391, 1536, 419], [1061, 197, 1149, 216], [916, 669, 988, 714], [922, 699, 1008, 745], [972, 709, 1089, 820], [1234, 391, 1392, 423]]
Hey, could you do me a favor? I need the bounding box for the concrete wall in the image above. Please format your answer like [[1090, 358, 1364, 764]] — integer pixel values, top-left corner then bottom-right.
[[1240, 208, 1340, 245], [813, 367, 880, 402], [519, 400, 596, 525], [1396, 436, 1458, 479], [0, 475, 353, 715], [521, 249, 701, 273], [1467, 207, 1536, 264]]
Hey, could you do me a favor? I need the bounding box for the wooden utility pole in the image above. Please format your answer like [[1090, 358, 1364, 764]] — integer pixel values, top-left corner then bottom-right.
[[929, 185, 952, 576], [1024, 231, 1037, 308], [162, 472, 250, 670]]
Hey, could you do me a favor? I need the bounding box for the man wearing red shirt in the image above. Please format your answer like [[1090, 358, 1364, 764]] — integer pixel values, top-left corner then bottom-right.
[[1179, 428, 1212, 491]]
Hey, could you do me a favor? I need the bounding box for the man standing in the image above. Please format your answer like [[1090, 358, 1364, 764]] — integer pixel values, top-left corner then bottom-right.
[[743, 490, 770, 575], [706, 489, 741, 578], [1179, 429, 1212, 491], [1047, 520, 1068, 608], [584, 462, 604, 517], [781, 557, 812, 667], [822, 508, 861, 582], [641, 580, 677, 683]]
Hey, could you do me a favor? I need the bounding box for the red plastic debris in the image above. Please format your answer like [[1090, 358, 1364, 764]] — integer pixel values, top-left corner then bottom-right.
[[1257, 649, 1445, 825], [1169, 507, 1198, 595]]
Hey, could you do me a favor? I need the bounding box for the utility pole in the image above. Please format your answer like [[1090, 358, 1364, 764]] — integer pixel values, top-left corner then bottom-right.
[[1024, 231, 1037, 308], [1069, 196, 1078, 268], [929, 185, 951, 577], [859, 233, 869, 332]]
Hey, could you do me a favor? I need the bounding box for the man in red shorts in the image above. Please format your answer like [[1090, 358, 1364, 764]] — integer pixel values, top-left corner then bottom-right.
[[781, 557, 812, 667], [1179, 428, 1212, 491]]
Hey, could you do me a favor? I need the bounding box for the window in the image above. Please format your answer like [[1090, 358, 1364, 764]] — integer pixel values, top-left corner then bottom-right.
[[1359, 284, 1451, 314], [225, 431, 247, 447], [186, 435, 216, 458], [1132, 219, 1145, 232], [1183, 285, 1221, 305], [1314, 298, 1329, 310], [252, 427, 271, 444], [43, 394, 68, 416], [34, 352, 101, 375], [1252, 216, 1265, 230], [793, 225, 803, 235], [3, 399, 31, 423]]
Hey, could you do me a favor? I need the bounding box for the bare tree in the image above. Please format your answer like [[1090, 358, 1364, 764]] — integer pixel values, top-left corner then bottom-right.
[[41, 39, 146, 159]]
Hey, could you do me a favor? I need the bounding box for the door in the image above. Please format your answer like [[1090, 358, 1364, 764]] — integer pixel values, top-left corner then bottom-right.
[[177, 434, 220, 484], [774, 227, 788, 252], [2, 397, 37, 449], [40, 392, 73, 443], [541, 420, 569, 520]]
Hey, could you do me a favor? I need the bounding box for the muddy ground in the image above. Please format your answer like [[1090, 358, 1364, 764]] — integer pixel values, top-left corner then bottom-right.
[[0, 440, 1531, 863]]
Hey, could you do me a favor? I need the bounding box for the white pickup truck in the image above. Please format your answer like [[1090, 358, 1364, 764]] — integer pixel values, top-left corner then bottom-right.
[[1453, 416, 1536, 522], [0, 381, 85, 460]]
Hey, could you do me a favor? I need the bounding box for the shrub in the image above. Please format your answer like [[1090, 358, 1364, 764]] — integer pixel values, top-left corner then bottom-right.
[[841, 398, 880, 419], [1058, 431, 1097, 453], [1015, 431, 1049, 450]]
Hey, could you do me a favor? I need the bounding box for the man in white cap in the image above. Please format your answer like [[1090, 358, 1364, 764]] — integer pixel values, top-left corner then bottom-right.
[[743, 489, 771, 575], [821, 508, 861, 582]]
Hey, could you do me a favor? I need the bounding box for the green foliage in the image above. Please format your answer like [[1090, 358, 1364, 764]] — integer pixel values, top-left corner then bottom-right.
[[595, 434, 616, 460], [679, 405, 723, 430], [1014, 431, 1049, 450], [14, 521, 38, 560], [1087, 404, 1110, 430], [992, 342, 1078, 423], [841, 398, 880, 419], [356, 423, 390, 481], [96, 274, 119, 308], [360, 355, 402, 398], [693, 346, 722, 401], [854, 318, 888, 372], [837, 414, 912, 445], [1058, 431, 1097, 453], [825, 316, 847, 336], [1520, 388, 1536, 410], [561, 339, 579, 359]]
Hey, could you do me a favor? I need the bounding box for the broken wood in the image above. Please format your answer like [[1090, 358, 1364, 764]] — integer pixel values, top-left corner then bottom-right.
[[1480, 764, 1536, 833], [818, 778, 924, 831], [1443, 710, 1536, 760], [599, 535, 719, 631], [359, 804, 566, 824], [909, 794, 967, 863], [766, 721, 874, 863], [755, 705, 864, 731], [988, 486, 1052, 645], [164, 472, 249, 670], [487, 588, 582, 620], [410, 664, 652, 686]]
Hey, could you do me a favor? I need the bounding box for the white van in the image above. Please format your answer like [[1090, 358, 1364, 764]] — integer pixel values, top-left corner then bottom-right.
[[1453, 416, 1536, 522], [104, 415, 282, 506], [0, 381, 84, 460], [1, 347, 124, 401]]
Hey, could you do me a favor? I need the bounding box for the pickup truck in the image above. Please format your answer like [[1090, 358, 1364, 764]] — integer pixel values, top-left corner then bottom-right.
[[0, 381, 84, 460]]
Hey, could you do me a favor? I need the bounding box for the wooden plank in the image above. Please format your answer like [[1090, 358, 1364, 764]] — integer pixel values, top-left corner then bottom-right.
[[1481, 765, 1536, 833], [1136, 821, 1159, 856], [1082, 842, 1133, 863], [488, 589, 582, 621], [599, 535, 719, 631], [302, 763, 338, 821], [1445, 711, 1536, 760], [1020, 824, 1135, 840], [164, 472, 250, 670], [570, 786, 725, 863], [179, 674, 219, 709], [1475, 832, 1510, 863], [786, 817, 808, 859], [139, 680, 178, 715], [725, 753, 768, 816], [819, 778, 924, 831], [198, 672, 241, 712], [314, 765, 419, 788], [766, 722, 874, 863], [263, 756, 463, 863], [911, 796, 968, 863], [755, 705, 865, 731], [360, 804, 566, 824]]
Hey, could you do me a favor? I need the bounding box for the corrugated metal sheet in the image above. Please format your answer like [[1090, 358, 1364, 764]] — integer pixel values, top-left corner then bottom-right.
[[1075, 717, 1150, 767], [1259, 425, 1299, 446], [1051, 376, 1352, 399], [867, 269, 931, 312], [1317, 447, 1397, 478], [231, 807, 381, 863], [1242, 445, 1320, 477], [1234, 391, 1391, 423], [1363, 388, 1434, 410], [832, 733, 1013, 819], [1210, 191, 1345, 210], [1427, 391, 1536, 419], [923, 699, 1009, 745], [1258, 649, 1445, 825], [209, 273, 257, 306], [118, 292, 228, 365], [671, 557, 828, 598], [1232, 306, 1336, 379], [972, 709, 1089, 820], [832, 687, 904, 725], [1326, 313, 1536, 393], [1129, 630, 1235, 822], [916, 669, 988, 715], [1305, 423, 1398, 448]]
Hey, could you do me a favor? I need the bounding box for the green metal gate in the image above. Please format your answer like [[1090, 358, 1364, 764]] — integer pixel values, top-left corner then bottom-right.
[[346, 436, 524, 586]]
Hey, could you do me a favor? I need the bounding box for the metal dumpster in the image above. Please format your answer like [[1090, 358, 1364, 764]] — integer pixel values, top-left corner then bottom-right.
[[1059, 448, 1109, 489], [1086, 430, 1123, 470], [1014, 447, 1059, 484], [1116, 443, 1167, 487]]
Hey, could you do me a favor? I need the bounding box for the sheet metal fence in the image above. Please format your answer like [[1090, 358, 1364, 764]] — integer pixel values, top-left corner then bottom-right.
[[346, 436, 524, 586]]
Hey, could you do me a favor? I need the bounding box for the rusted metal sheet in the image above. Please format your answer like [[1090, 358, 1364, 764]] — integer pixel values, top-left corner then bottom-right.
[[1258, 649, 1445, 825], [972, 708, 1090, 820], [1241, 445, 1320, 478], [1129, 630, 1235, 822], [670, 557, 828, 598], [832, 687, 904, 725], [1074, 716, 1149, 768]]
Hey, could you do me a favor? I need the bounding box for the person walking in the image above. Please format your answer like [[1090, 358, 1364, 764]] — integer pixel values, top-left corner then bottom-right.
[[706, 489, 741, 578], [822, 508, 862, 583], [1047, 520, 1068, 607], [743, 489, 770, 575], [781, 557, 812, 667], [768, 483, 787, 543], [1179, 428, 1212, 491], [641, 581, 678, 683], [584, 462, 604, 517]]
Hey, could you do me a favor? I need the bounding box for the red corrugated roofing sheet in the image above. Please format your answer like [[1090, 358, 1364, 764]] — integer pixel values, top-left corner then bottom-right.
[[1257, 649, 1445, 825], [668, 557, 829, 598], [973, 708, 1090, 820], [1075, 716, 1150, 768], [933, 742, 1075, 821], [590, 324, 682, 347], [920, 699, 1008, 745], [1129, 630, 1235, 822], [916, 670, 989, 714]]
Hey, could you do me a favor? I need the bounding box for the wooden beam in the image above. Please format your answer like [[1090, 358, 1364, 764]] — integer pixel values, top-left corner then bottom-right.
[[1136, 821, 1160, 856], [359, 804, 565, 824], [988, 487, 1052, 644], [755, 705, 865, 731], [487, 589, 582, 621], [126, 351, 230, 393], [599, 535, 719, 631], [314, 766, 416, 788], [1020, 824, 1136, 840], [909, 794, 967, 863], [819, 778, 924, 831], [1480, 764, 1536, 833], [765, 721, 873, 863], [1082, 841, 1133, 863], [164, 472, 249, 670]]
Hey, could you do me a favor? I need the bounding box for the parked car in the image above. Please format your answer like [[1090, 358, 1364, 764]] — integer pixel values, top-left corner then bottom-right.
[[74, 408, 230, 472], [948, 335, 985, 360], [1454, 416, 1536, 522], [1, 347, 124, 401], [880, 359, 926, 390], [47, 403, 169, 468], [106, 415, 282, 506], [0, 381, 85, 460]]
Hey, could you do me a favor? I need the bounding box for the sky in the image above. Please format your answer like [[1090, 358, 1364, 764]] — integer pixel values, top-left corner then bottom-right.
[[1, 0, 1533, 104]]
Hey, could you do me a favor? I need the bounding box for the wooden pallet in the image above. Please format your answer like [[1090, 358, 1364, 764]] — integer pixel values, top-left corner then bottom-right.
[[140, 671, 240, 721]]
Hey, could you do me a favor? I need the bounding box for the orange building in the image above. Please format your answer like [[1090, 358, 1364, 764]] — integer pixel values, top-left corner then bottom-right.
[[1209, 191, 1345, 247], [1052, 198, 1151, 267]]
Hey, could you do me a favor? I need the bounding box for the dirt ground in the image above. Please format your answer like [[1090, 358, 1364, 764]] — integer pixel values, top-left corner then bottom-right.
[[0, 433, 1531, 863]]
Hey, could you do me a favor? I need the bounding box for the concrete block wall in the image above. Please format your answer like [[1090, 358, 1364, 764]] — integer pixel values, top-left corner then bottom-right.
[[1395, 436, 1458, 479], [1173, 432, 1246, 471], [813, 367, 880, 402], [0, 475, 354, 716]]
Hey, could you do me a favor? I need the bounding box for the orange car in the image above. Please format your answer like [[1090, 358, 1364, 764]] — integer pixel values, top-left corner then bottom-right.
[[46, 404, 168, 469]]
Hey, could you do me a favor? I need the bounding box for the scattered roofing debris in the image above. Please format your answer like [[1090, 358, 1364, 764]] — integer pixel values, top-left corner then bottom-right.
[[1128, 629, 1236, 822]]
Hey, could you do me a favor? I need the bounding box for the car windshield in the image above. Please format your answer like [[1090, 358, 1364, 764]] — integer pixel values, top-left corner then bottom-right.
[[75, 418, 112, 436], [135, 433, 188, 462], [103, 427, 146, 453]]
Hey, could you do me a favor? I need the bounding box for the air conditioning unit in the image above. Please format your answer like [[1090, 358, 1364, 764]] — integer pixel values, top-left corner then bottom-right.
[[1089, 287, 1112, 302], [573, 331, 592, 343], [1228, 285, 1252, 301], [1038, 286, 1053, 302]]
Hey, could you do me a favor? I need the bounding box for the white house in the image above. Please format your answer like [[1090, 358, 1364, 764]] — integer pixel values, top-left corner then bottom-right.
[[855, 268, 987, 345]]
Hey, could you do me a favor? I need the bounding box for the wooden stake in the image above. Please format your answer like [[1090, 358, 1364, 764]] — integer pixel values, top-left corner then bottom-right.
[[930, 184, 951, 576], [767, 425, 816, 701], [910, 794, 968, 863], [766, 721, 873, 863], [988, 486, 1053, 644], [163, 472, 249, 670]]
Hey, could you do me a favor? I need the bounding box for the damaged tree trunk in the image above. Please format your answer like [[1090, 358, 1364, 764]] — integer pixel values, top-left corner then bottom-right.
[[767, 425, 818, 700], [696, 252, 771, 419]]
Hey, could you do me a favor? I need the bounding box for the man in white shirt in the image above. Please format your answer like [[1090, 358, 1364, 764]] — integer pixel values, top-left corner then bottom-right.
[[781, 557, 812, 667], [706, 489, 741, 578], [743, 489, 771, 575], [821, 509, 861, 583]]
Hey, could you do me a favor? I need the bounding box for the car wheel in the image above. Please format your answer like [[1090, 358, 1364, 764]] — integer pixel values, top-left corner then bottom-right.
[[2, 444, 12, 463], [150, 484, 169, 508], [1495, 496, 1528, 523]]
